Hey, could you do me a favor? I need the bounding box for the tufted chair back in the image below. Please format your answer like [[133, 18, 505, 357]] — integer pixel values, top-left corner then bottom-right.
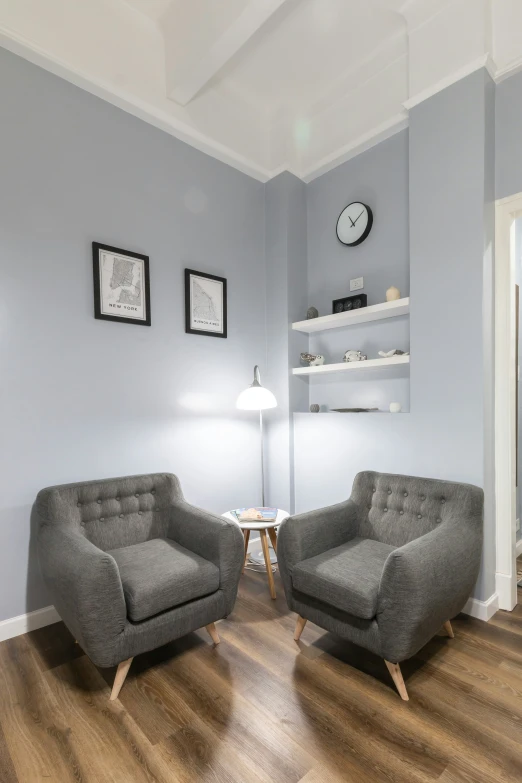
[[36, 473, 183, 551], [352, 470, 476, 548]]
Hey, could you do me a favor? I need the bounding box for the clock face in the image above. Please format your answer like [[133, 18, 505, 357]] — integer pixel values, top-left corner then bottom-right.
[[336, 202, 373, 246]]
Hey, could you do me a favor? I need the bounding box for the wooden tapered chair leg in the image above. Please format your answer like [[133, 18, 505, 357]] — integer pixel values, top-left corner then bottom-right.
[[206, 623, 220, 645], [384, 660, 409, 701], [443, 620, 454, 638], [294, 615, 308, 642], [110, 657, 133, 701]]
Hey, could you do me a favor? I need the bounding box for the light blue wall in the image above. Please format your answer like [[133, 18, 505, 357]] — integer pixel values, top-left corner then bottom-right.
[[0, 48, 267, 622], [294, 70, 496, 601], [0, 45, 513, 622], [265, 173, 308, 513], [496, 69, 522, 200]]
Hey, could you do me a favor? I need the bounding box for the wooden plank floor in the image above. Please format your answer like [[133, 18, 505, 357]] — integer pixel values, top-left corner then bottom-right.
[[1, 561, 522, 783]]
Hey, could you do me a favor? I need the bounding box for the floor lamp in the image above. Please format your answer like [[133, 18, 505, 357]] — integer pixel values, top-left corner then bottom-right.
[[236, 365, 277, 507]]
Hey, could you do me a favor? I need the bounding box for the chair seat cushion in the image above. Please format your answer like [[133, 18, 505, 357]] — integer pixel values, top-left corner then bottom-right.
[[292, 537, 396, 620], [108, 537, 220, 622]]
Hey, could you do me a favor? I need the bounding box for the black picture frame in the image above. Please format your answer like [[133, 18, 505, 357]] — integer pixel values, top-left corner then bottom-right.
[[332, 293, 367, 314], [93, 242, 151, 326], [185, 269, 227, 338]]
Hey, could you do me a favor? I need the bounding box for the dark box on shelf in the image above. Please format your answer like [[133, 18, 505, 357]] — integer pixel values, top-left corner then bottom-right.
[[332, 293, 367, 314]]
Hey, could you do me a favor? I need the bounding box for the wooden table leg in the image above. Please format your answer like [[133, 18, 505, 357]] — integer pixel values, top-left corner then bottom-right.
[[260, 529, 276, 599], [267, 526, 277, 553], [242, 529, 250, 574]]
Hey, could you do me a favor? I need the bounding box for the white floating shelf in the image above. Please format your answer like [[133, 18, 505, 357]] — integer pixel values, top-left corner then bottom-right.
[[292, 297, 409, 334], [292, 355, 410, 376]]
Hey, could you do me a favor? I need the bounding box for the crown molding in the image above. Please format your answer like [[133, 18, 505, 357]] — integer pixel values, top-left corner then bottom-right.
[[5, 16, 522, 189], [495, 54, 522, 84], [0, 25, 273, 183], [403, 54, 494, 110], [300, 112, 409, 183]]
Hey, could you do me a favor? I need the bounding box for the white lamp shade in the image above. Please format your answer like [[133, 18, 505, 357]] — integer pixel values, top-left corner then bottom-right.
[[236, 385, 277, 411]]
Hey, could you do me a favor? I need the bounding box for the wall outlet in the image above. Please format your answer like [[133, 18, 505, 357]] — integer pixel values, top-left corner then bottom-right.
[[350, 277, 364, 291]]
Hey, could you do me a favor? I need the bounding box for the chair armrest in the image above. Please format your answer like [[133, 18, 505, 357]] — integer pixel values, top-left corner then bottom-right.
[[377, 513, 483, 662], [38, 526, 126, 665], [168, 501, 244, 613], [277, 498, 359, 570], [277, 499, 360, 607]]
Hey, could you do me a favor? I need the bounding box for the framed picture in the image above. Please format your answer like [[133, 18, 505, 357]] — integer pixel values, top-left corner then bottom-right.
[[92, 242, 151, 326], [185, 269, 227, 338]]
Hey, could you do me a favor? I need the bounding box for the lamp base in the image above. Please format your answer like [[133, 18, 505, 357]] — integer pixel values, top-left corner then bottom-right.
[[249, 547, 277, 567]]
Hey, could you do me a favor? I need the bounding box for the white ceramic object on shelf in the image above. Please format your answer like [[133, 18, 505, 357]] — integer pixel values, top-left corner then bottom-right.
[[386, 286, 401, 301], [300, 352, 325, 366], [389, 402, 402, 413]]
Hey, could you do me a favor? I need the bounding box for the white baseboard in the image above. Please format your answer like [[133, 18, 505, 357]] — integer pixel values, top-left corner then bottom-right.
[[0, 605, 61, 643], [516, 537, 522, 557], [463, 592, 499, 622]]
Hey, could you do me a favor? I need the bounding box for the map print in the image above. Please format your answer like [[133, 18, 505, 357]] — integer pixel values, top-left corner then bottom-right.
[[190, 274, 223, 333], [192, 280, 217, 322], [110, 258, 142, 307], [100, 251, 146, 320]]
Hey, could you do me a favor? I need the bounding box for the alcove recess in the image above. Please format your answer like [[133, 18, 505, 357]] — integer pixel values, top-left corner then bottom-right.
[[292, 298, 410, 412]]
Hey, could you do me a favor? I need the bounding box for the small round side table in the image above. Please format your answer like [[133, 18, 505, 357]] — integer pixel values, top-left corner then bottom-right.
[[222, 509, 289, 599]]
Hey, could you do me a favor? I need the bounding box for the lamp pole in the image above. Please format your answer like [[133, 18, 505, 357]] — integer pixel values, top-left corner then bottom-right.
[[236, 364, 276, 510], [260, 408, 265, 507]]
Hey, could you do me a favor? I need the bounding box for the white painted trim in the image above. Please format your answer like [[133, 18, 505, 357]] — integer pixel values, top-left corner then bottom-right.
[[463, 592, 499, 622], [495, 55, 522, 84], [403, 55, 493, 110], [1, 22, 518, 186], [494, 194, 522, 611], [292, 297, 409, 334], [0, 26, 273, 183], [292, 354, 410, 376], [0, 605, 61, 643], [516, 537, 522, 558], [300, 114, 409, 183]]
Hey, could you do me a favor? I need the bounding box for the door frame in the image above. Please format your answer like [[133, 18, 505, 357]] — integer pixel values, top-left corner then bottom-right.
[[495, 193, 522, 610]]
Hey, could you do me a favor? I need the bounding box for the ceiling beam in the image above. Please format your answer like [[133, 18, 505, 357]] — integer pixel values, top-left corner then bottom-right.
[[167, 0, 291, 106]]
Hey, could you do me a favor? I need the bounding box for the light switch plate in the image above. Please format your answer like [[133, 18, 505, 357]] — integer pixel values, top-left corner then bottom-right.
[[350, 277, 364, 291]]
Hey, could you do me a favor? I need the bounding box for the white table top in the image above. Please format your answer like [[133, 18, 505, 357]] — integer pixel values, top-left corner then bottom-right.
[[222, 508, 289, 530]]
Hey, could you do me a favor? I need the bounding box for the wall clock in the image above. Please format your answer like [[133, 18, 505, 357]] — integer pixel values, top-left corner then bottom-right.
[[336, 202, 373, 246]]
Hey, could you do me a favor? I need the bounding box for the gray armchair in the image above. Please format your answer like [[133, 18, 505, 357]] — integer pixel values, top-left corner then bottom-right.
[[36, 473, 244, 699], [277, 471, 483, 700]]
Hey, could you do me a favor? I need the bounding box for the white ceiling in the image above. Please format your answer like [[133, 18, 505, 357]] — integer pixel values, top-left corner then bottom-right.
[[1, 0, 522, 181]]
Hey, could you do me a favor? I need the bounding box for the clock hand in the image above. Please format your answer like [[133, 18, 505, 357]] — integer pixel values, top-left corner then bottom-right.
[[349, 217, 355, 227], [353, 210, 365, 224]]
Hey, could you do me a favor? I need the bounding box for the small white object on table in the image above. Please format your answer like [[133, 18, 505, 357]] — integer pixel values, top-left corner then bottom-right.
[[222, 508, 289, 599]]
